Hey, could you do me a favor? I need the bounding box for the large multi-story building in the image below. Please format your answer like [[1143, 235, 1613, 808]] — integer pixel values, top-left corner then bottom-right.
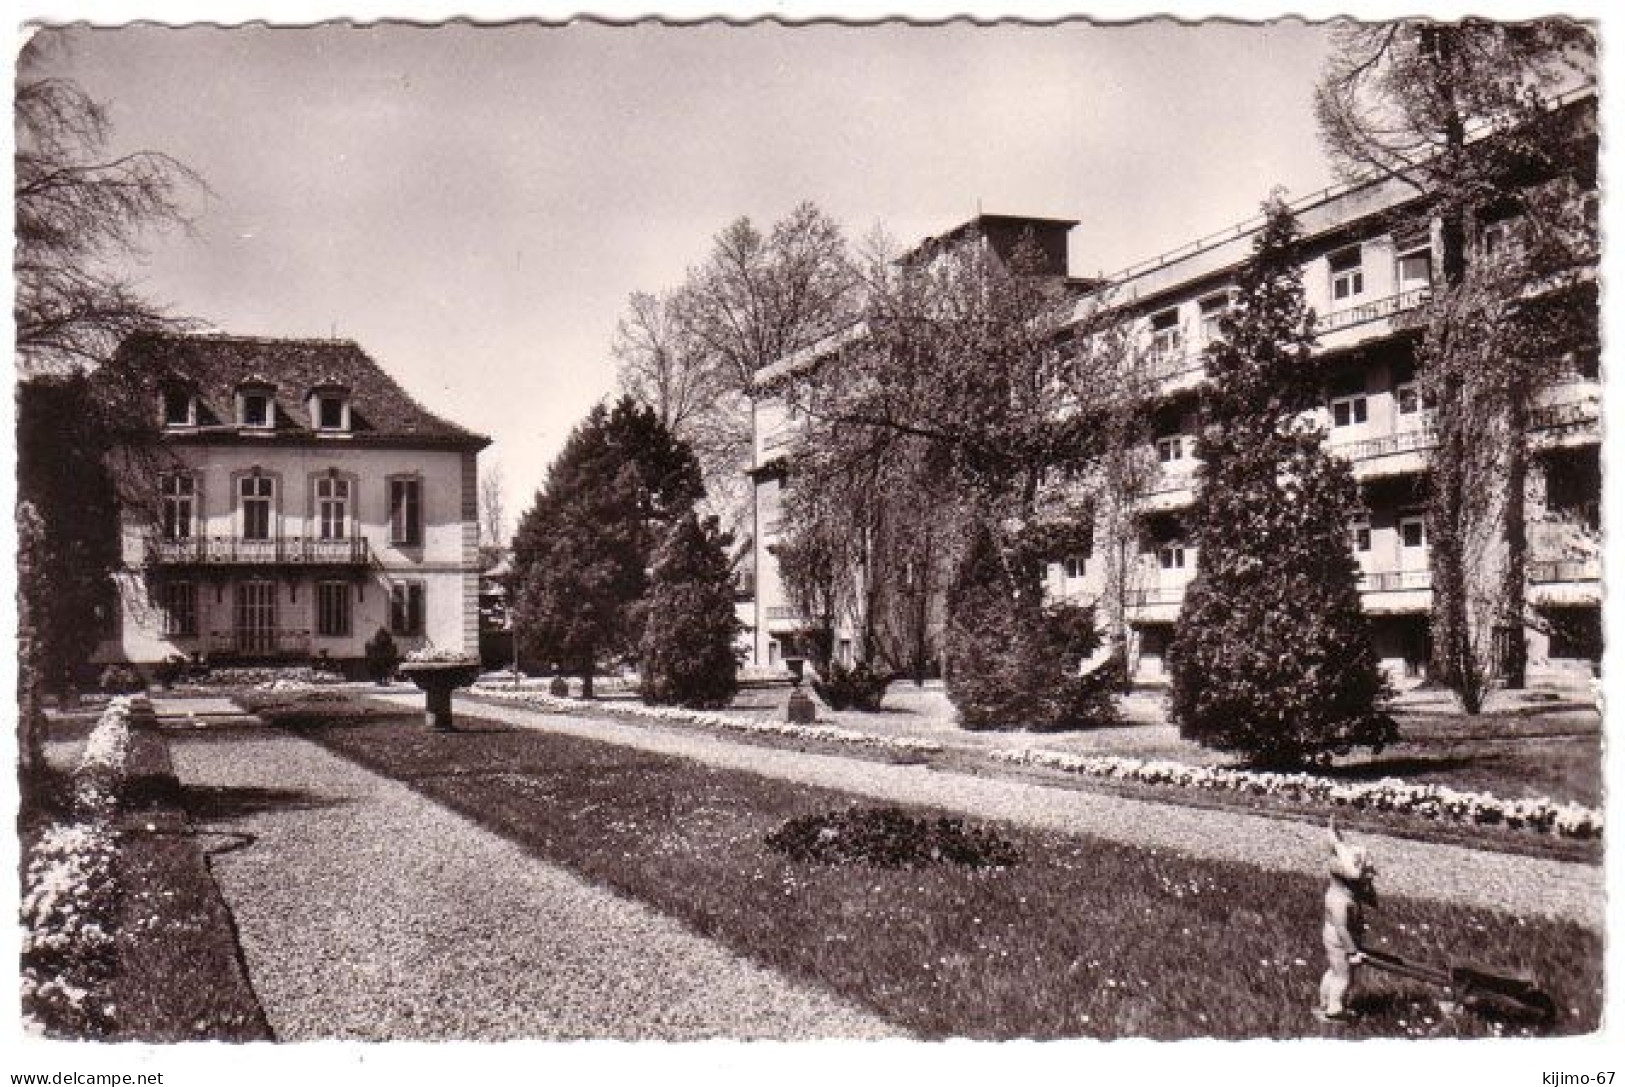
[[94, 332, 490, 675], [748, 95, 1600, 686]]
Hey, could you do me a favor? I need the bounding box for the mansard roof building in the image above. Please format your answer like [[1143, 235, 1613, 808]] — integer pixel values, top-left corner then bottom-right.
[[97, 332, 490, 675]]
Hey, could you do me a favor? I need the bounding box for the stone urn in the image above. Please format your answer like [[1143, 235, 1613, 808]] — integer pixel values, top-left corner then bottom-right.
[[398, 660, 484, 731]]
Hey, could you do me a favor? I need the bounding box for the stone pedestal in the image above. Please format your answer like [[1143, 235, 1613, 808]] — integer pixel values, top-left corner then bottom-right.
[[787, 687, 817, 724], [398, 662, 483, 732]]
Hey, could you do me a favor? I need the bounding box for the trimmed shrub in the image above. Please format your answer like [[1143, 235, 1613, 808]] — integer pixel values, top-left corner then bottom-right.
[[639, 513, 742, 709], [812, 661, 891, 711], [363, 628, 400, 685], [945, 524, 1119, 732], [549, 676, 570, 697], [97, 665, 143, 694]]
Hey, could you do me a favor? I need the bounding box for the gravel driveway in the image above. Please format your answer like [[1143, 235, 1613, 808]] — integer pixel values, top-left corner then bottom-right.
[[168, 730, 898, 1041], [428, 694, 1604, 931]]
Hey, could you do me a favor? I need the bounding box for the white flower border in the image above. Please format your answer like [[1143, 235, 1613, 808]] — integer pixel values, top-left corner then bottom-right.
[[21, 695, 144, 1034], [990, 749, 1603, 840], [471, 686, 945, 756]]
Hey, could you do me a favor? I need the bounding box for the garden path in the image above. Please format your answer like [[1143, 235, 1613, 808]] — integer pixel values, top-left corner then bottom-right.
[[167, 729, 899, 1041], [415, 692, 1604, 931]]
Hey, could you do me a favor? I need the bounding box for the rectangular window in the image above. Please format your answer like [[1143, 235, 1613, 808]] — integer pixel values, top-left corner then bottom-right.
[[1400, 517, 1427, 549], [1198, 292, 1230, 343], [1063, 556, 1087, 580], [242, 394, 270, 428], [1351, 519, 1372, 553], [1329, 246, 1364, 302], [1482, 220, 1513, 259], [318, 396, 346, 430], [1330, 395, 1368, 428], [390, 582, 426, 637], [1158, 544, 1186, 571], [161, 474, 196, 540], [162, 389, 193, 427], [316, 581, 352, 637], [1150, 308, 1182, 357], [316, 477, 350, 540], [390, 478, 423, 546], [1397, 249, 1433, 291], [159, 581, 197, 637], [1395, 382, 1420, 416], [240, 476, 274, 541], [1156, 436, 1184, 463]]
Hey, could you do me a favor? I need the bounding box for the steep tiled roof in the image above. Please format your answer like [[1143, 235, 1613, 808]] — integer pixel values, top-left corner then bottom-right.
[[114, 332, 489, 449]]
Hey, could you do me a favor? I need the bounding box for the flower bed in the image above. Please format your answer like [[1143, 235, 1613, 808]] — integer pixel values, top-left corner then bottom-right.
[[21, 695, 142, 1035], [990, 749, 1604, 840], [471, 686, 945, 756]]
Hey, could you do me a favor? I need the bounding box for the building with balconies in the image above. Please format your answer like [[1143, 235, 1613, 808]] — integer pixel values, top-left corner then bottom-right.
[[748, 90, 1598, 687], [94, 332, 490, 674]]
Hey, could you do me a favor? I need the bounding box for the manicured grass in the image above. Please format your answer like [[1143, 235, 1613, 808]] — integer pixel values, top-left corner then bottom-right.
[[106, 726, 272, 1041], [267, 700, 1601, 1041], [459, 688, 1601, 864], [1364, 703, 1602, 807]]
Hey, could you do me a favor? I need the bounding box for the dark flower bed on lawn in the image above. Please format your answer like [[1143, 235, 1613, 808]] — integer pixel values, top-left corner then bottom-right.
[[767, 806, 1021, 869], [274, 702, 1603, 1041]]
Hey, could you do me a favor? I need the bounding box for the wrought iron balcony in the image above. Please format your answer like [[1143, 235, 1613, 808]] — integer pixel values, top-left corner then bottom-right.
[[204, 629, 314, 657], [149, 535, 372, 567]]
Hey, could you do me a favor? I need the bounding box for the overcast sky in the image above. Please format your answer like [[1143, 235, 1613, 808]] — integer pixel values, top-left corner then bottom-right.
[[26, 20, 1341, 526]]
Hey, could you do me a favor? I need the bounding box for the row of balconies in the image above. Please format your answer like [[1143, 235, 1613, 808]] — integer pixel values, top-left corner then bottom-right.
[[148, 534, 373, 567], [1116, 555, 1600, 622]]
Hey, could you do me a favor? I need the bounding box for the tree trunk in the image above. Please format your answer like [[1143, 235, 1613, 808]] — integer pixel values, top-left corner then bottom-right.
[[1501, 388, 1530, 688]]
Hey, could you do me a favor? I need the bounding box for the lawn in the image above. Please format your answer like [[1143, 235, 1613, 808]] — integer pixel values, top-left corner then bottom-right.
[[261, 696, 1602, 1041], [107, 724, 271, 1041], [26, 712, 272, 1041]]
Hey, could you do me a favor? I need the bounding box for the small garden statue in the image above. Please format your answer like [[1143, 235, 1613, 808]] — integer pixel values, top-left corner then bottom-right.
[[1316, 817, 1377, 1023]]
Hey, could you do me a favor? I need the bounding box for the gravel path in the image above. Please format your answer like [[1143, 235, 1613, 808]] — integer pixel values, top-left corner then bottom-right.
[[168, 730, 898, 1041], [423, 693, 1604, 931]]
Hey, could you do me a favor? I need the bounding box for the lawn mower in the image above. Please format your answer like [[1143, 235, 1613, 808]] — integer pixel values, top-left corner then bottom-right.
[[1359, 945, 1558, 1025]]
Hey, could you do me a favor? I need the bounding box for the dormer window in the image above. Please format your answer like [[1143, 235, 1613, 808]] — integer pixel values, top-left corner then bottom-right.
[[318, 396, 346, 430], [307, 381, 352, 433], [161, 387, 196, 428], [236, 382, 276, 429]]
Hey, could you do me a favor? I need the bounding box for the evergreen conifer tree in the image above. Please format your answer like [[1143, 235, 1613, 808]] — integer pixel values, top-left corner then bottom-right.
[[1168, 198, 1395, 767], [944, 520, 1117, 732], [639, 513, 743, 708], [510, 397, 703, 696]]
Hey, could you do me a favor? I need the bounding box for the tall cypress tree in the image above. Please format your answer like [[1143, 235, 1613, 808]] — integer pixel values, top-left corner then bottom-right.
[[1168, 198, 1395, 768], [639, 512, 743, 708], [510, 396, 702, 697]]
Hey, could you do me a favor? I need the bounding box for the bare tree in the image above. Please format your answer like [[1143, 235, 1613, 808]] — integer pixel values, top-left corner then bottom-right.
[[13, 68, 203, 782], [613, 289, 750, 532], [617, 203, 856, 540], [15, 74, 204, 376], [478, 460, 507, 554], [1316, 19, 1596, 705]]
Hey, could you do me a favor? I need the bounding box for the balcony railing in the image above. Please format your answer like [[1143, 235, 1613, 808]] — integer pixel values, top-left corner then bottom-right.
[[204, 629, 314, 657], [1529, 558, 1600, 583], [1359, 570, 1432, 592], [1328, 425, 1439, 463], [150, 535, 372, 566], [765, 605, 800, 622], [1127, 586, 1186, 607], [1529, 400, 1599, 432], [1315, 286, 1432, 335]]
